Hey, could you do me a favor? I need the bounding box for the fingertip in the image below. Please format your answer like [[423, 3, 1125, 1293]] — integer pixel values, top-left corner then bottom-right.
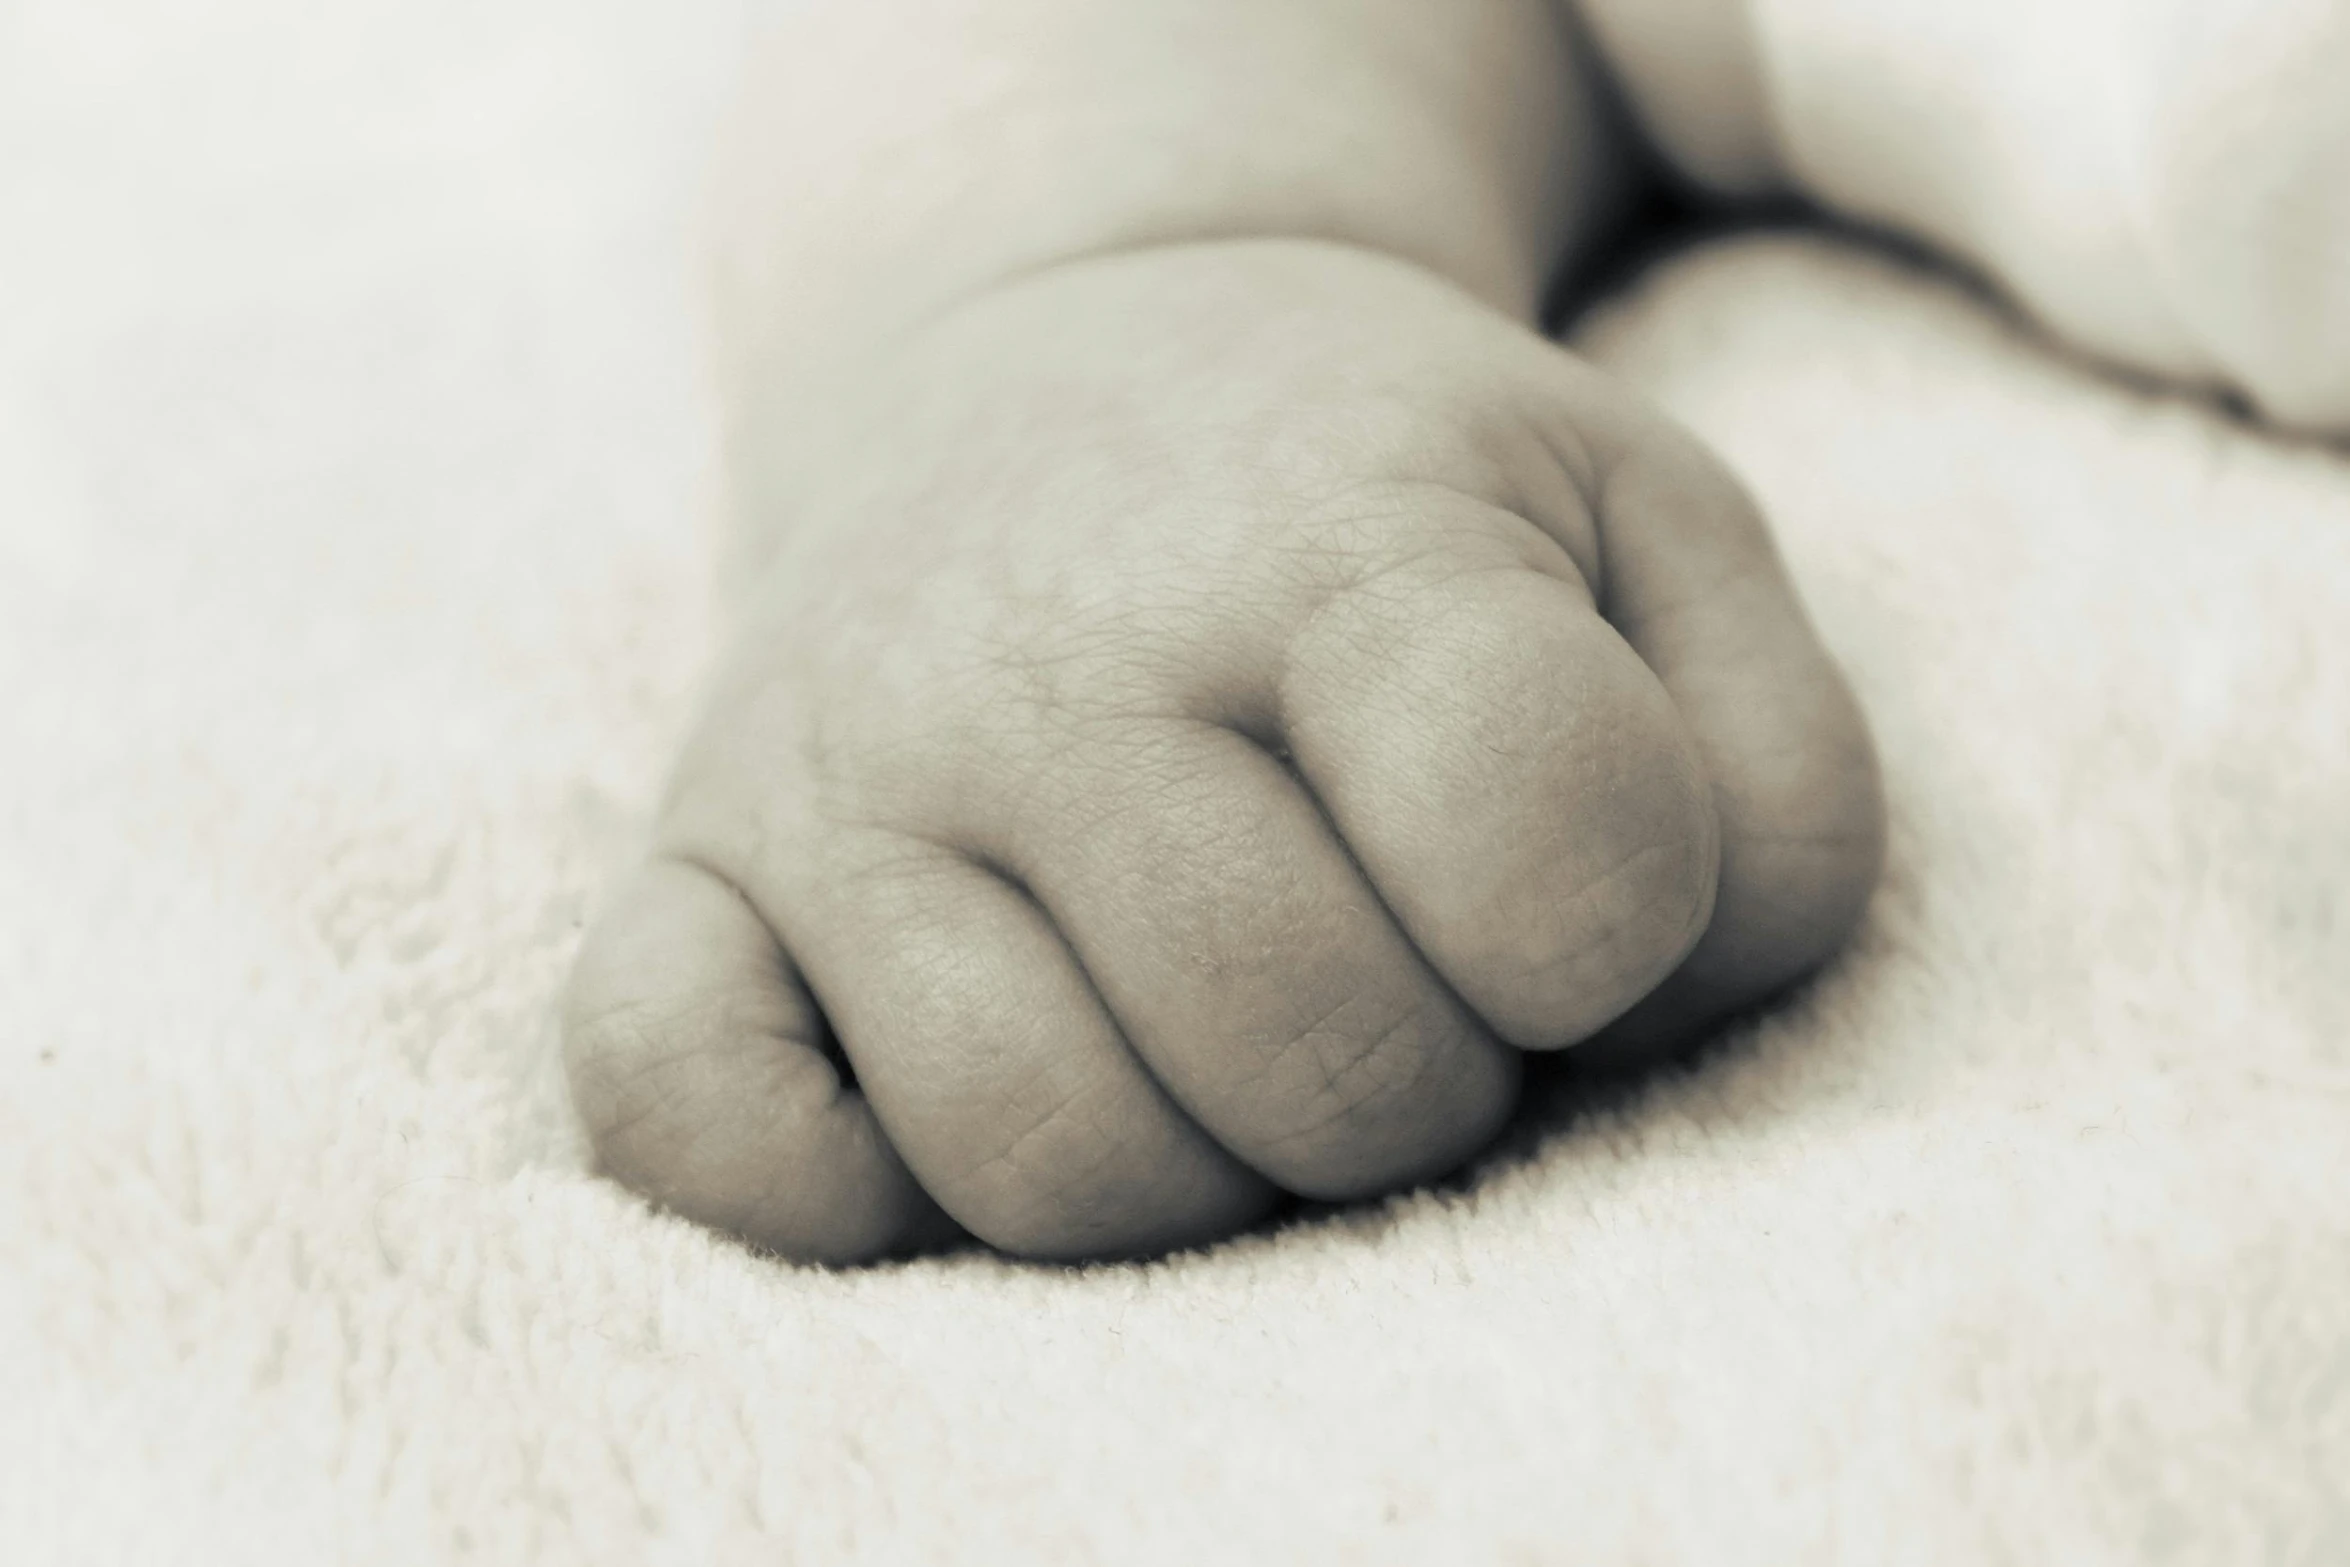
[[1285, 557, 1723, 1053], [1564, 402, 1887, 1067], [1486, 678, 1723, 1051], [1447, 583, 1725, 1050], [1574, 741, 1886, 1069], [562, 855, 934, 1265]]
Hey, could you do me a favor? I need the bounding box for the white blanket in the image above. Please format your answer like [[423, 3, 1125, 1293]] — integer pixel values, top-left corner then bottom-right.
[[6, 2, 2345, 1560]]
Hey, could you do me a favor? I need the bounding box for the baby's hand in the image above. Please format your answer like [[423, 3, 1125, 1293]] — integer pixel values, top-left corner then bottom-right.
[[562, 242, 1881, 1261]]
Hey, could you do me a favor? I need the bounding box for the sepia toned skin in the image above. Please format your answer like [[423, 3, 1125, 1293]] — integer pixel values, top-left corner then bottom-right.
[[560, 0, 1886, 1263]]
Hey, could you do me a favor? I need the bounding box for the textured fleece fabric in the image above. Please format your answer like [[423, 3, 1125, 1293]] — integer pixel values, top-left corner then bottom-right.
[[4, 2, 2346, 1562]]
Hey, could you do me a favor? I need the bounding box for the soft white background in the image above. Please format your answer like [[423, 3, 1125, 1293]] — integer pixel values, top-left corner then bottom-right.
[[4, 1, 2346, 1561]]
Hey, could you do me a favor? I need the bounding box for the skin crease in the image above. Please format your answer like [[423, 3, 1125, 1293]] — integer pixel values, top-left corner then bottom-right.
[[560, 0, 1885, 1263], [1573, 0, 1785, 198]]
